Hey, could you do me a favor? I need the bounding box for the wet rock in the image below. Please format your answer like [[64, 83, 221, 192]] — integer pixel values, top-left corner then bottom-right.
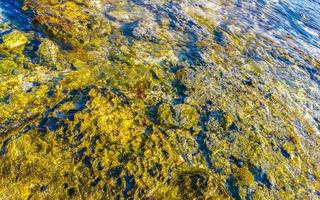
[[237, 167, 255, 187], [177, 171, 208, 199], [214, 29, 226, 46], [280, 147, 291, 159], [74, 148, 87, 158], [21, 82, 34, 92], [67, 187, 76, 196], [106, 166, 123, 178], [226, 176, 241, 200], [1, 0, 319, 199], [123, 175, 136, 198], [132, 20, 161, 43], [158, 103, 177, 127], [0, 60, 18, 74], [229, 155, 244, 167], [195, 131, 213, 168], [37, 39, 59, 64], [82, 156, 92, 168], [40, 185, 48, 191], [25, 0, 110, 46], [90, 177, 101, 187], [175, 104, 199, 130], [2, 31, 28, 49], [249, 165, 272, 189], [242, 78, 254, 86]]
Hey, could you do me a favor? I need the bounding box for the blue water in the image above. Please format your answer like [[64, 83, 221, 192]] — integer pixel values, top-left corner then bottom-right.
[[0, 0, 36, 32], [217, 0, 320, 57], [1, 0, 319, 56], [271, 0, 320, 53]]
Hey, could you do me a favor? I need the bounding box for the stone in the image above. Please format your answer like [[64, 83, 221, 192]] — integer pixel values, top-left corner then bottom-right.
[[175, 104, 199, 130], [158, 103, 177, 127], [2, 31, 28, 49], [37, 39, 59, 64], [0, 60, 18, 74]]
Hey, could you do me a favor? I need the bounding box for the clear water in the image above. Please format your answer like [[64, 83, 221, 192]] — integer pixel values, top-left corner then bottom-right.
[[0, 0, 319, 199]]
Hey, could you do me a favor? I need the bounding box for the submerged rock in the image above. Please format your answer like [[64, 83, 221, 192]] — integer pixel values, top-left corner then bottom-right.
[[0, 60, 18, 74], [158, 103, 177, 127], [0, 0, 319, 199], [2, 31, 28, 49], [37, 39, 59, 64]]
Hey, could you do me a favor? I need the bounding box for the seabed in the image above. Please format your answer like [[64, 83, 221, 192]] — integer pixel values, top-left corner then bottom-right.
[[0, 0, 319, 199]]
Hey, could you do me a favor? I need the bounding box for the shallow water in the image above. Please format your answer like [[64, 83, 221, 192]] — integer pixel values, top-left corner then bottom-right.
[[216, 0, 320, 55], [0, 0, 35, 32], [0, 0, 319, 199]]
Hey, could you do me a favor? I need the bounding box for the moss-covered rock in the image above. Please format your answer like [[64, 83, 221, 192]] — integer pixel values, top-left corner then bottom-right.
[[37, 38, 59, 65], [2, 31, 28, 49], [0, 0, 319, 199], [158, 103, 177, 127], [0, 60, 18, 74]]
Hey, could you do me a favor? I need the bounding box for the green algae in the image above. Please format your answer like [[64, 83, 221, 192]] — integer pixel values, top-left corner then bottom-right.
[[0, 0, 319, 199]]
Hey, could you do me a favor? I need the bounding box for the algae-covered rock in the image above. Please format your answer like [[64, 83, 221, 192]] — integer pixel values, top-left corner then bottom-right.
[[25, 0, 111, 47], [175, 104, 199, 130], [237, 166, 255, 187], [158, 103, 177, 127], [0, 59, 18, 74], [2, 31, 28, 49], [0, 22, 9, 30], [1, 0, 320, 199], [37, 39, 59, 64]]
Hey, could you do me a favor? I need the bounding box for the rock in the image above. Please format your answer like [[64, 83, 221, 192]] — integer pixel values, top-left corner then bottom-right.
[[25, 0, 110, 47], [2, 31, 28, 49], [0, 60, 18, 75], [132, 20, 161, 43], [21, 82, 34, 92], [37, 39, 59, 64], [237, 167, 255, 187], [158, 103, 177, 127], [175, 104, 199, 130]]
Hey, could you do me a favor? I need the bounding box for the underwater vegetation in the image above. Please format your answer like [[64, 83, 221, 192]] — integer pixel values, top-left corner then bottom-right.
[[0, 0, 319, 199]]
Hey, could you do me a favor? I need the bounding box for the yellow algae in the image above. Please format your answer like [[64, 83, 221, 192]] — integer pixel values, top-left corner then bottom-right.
[[37, 39, 59, 65], [0, 60, 19, 75], [158, 103, 177, 127], [176, 104, 199, 130], [237, 167, 255, 187], [2, 31, 28, 49], [0, 0, 319, 199]]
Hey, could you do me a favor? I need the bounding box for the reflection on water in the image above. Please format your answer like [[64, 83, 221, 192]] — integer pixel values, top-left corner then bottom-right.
[[216, 0, 320, 56], [0, 0, 35, 32]]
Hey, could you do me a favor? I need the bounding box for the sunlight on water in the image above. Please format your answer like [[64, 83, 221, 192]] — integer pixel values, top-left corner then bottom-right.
[[0, 6, 4, 25]]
